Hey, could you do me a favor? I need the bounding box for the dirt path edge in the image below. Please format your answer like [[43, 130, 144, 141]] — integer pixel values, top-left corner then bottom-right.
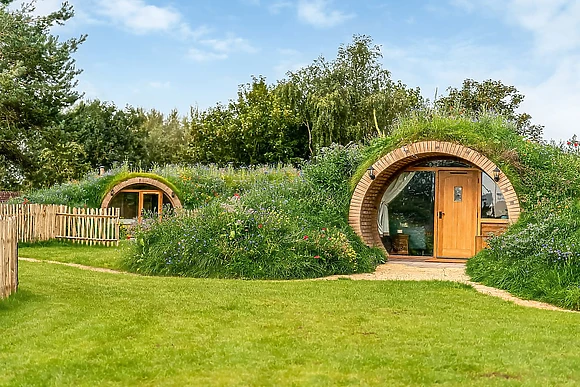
[[19, 257, 575, 313]]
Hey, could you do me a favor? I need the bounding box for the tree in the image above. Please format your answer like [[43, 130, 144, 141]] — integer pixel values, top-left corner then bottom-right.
[[436, 79, 544, 141], [231, 76, 305, 164], [186, 77, 304, 165], [142, 109, 189, 165], [61, 100, 148, 169], [278, 35, 423, 154], [0, 0, 86, 188]]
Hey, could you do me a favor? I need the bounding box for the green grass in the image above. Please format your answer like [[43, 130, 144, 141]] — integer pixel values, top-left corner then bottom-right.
[[18, 240, 131, 270], [2, 262, 580, 386]]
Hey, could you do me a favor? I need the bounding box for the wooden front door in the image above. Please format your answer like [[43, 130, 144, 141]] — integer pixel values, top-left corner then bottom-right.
[[436, 170, 479, 258], [137, 191, 163, 222]]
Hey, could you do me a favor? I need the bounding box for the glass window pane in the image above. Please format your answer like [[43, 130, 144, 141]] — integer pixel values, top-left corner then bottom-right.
[[481, 173, 509, 219], [109, 192, 138, 219], [414, 159, 472, 168], [383, 171, 435, 256], [454, 186, 463, 202], [142, 194, 160, 215]]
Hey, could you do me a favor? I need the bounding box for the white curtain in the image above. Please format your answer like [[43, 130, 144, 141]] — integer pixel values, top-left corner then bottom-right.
[[378, 172, 415, 236]]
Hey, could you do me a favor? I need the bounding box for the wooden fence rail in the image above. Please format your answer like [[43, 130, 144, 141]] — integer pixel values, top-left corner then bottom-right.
[[0, 216, 18, 299], [0, 204, 120, 246]]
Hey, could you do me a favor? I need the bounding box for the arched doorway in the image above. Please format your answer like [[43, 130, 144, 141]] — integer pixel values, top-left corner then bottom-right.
[[349, 141, 520, 260], [101, 177, 182, 223]]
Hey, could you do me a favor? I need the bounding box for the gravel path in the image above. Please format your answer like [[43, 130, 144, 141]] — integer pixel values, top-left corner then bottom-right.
[[19, 257, 574, 312]]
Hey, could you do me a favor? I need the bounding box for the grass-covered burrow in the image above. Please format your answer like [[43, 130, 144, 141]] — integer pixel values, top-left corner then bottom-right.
[[356, 113, 580, 309]]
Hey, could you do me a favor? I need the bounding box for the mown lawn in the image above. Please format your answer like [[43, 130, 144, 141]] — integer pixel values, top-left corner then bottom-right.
[[18, 240, 131, 270], [2, 261, 580, 386]]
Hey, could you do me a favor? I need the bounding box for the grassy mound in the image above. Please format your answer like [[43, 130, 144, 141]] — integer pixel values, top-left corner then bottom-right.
[[128, 145, 384, 279], [17, 148, 384, 279], [18, 113, 580, 296]]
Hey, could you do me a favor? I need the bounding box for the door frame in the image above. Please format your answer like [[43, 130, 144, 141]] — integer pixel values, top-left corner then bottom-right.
[[406, 166, 482, 259]]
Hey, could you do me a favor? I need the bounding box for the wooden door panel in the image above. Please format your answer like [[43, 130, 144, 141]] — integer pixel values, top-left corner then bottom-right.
[[436, 171, 479, 258]]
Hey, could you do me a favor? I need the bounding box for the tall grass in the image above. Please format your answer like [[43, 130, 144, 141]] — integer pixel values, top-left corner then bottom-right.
[[128, 145, 384, 279]]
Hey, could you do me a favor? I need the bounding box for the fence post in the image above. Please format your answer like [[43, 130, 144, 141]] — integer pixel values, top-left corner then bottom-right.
[[0, 216, 18, 300]]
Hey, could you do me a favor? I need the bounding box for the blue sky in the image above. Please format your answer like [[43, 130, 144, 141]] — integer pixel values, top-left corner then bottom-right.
[[25, 0, 580, 142]]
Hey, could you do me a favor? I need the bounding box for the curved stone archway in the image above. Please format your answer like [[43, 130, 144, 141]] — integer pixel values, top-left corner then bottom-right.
[[349, 141, 521, 250], [101, 177, 182, 209]]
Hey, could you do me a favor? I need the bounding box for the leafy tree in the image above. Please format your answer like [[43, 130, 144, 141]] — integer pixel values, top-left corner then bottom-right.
[[0, 0, 86, 188], [28, 141, 92, 187], [436, 79, 544, 141], [187, 77, 305, 165], [278, 35, 423, 154], [141, 109, 189, 165], [61, 100, 148, 169], [187, 103, 236, 164], [232, 76, 305, 164]]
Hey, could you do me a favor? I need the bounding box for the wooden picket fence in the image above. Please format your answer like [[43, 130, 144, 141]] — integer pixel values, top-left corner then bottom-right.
[[0, 216, 18, 299], [0, 204, 120, 246]]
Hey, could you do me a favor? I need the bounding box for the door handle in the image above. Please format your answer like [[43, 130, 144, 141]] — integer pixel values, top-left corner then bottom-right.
[[438, 211, 445, 219]]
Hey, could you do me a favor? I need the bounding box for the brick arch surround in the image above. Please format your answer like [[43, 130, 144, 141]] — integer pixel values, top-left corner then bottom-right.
[[101, 177, 182, 209], [349, 141, 521, 250]]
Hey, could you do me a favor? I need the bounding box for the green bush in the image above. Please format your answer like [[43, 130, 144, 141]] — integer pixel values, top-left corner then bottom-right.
[[468, 199, 580, 309], [127, 145, 383, 279]]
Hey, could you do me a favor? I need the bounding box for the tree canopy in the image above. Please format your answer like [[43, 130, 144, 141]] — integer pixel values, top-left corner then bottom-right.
[[435, 79, 544, 140], [0, 15, 548, 190], [0, 0, 86, 188], [278, 35, 423, 154]]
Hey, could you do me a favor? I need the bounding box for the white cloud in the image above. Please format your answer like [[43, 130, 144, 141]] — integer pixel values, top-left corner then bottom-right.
[[200, 36, 258, 54], [269, 1, 293, 14], [96, 0, 183, 35], [188, 34, 258, 62], [520, 57, 580, 142], [448, 0, 580, 141], [297, 0, 353, 28], [451, 0, 580, 54], [188, 48, 228, 62], [187, 25, 213, 40]]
